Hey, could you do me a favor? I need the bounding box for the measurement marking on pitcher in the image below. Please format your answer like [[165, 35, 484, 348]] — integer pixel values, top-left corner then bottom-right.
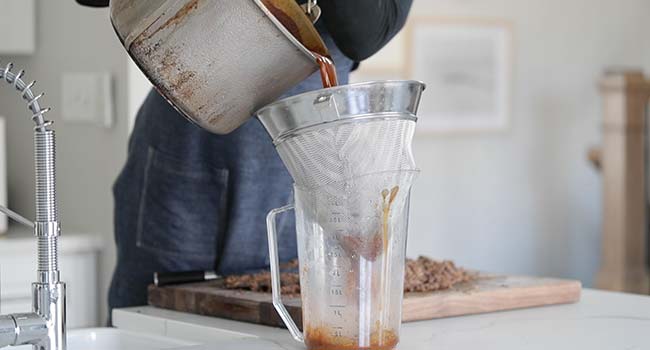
[[327, 250, 342, 258], [331, 326, 344, 338], [330, 305, 345, 320]]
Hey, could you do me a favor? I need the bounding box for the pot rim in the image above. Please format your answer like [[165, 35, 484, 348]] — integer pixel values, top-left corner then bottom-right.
[[252, 0, 319, 62]]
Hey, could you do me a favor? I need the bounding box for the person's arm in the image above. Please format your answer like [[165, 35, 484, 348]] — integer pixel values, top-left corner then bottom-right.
[[319, 0, 413, 61], [74, 0, 412, 61]]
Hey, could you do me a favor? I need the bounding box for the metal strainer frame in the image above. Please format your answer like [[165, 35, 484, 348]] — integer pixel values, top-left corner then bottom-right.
[[257, 80, 425, 189], [257, 80, 425, 143]]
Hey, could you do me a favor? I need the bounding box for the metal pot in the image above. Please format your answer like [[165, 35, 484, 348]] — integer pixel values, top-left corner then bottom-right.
[[110, 0, 328, 134]]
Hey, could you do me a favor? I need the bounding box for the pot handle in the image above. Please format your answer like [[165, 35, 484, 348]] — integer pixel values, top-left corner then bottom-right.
[[266, 204, 304, 343]]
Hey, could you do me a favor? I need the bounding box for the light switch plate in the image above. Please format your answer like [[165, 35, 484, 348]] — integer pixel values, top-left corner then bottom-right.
[[62, 72, 113, 128]]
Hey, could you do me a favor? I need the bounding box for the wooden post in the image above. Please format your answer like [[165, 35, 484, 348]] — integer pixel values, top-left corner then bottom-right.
[[596, 70, 650, 293]]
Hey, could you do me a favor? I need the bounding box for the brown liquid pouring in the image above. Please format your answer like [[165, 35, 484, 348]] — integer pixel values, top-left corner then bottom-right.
[[258, 0, 337, 88], [314, 52, 339, 88], [339, 186, 401, 261], [381, 186, 400, 255]]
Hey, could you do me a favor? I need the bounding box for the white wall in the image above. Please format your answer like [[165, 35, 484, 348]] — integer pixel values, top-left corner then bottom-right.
[[127, 59, 151, 133], [353, 0, 650, 286], [0, 0, 128, 323]]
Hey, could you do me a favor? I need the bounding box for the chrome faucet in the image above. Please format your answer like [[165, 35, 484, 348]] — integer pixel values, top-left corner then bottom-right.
[[0, 62, 65, 350]]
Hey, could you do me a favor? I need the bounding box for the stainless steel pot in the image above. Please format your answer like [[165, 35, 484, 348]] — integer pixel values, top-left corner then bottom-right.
[[110, 0, 327, 134]]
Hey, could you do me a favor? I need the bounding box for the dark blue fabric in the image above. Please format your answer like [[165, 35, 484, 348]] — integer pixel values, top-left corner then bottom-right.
[[108, 30, 353, 317]]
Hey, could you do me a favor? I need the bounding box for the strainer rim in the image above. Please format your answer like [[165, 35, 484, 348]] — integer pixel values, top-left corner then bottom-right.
[[256, 79, 426, 116]]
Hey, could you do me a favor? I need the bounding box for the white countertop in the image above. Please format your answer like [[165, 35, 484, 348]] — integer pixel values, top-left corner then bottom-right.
[[113, 289, 650, 349]]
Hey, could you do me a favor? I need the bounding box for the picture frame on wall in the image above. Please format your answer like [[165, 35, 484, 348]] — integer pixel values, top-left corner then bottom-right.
[[406, 18, 512, 133]]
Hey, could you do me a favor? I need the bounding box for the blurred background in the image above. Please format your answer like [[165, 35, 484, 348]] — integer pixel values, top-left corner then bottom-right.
[[0, 0, 648, 327]]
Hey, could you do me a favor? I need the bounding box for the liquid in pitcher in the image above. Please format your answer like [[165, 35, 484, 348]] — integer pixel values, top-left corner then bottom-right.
[[305, 325, 399, 350], [297, 185, 407, 350]]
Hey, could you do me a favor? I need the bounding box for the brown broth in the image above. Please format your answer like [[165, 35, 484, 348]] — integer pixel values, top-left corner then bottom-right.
[[381, 186, 400, 255], [313, 52, 339, 88], [305, 326, 398, 350]]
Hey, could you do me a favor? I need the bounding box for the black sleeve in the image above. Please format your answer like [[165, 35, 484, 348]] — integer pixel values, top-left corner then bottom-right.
[[319, 0, 413, 61], [76, 0, 109, 7]]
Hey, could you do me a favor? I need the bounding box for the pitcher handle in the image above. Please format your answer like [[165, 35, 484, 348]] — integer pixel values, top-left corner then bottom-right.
[[266, 204, 304, 343]]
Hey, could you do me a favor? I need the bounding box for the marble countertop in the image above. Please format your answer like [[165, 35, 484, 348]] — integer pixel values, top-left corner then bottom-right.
[[112, 288, 650, 349]]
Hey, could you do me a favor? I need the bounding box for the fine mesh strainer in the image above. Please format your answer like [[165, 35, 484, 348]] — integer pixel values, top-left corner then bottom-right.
[[257, 80, 426, 189], [259, 81, 425, 348]]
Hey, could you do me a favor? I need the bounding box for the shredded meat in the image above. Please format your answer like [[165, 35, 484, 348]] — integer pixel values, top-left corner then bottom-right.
[[224, 271, 300, 295], [403, 256, 475, 292], [223, 257, 474, 295]]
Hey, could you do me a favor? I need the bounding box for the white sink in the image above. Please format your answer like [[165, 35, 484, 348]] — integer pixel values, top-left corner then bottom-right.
[[67, 328, 198, 350], [11, 327, 290, 350], [13, 328, 198, 350]]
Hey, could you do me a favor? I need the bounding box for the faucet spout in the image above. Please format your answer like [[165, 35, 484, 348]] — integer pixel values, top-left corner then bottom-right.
[[32, 283, 66, 350], [0, 315, 19, 347], [0, 313, 48, 348], [0, 259, 67, 350]]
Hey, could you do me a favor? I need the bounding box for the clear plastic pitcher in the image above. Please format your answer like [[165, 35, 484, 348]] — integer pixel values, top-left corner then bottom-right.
[[267, 170, 418, 350], [259, 80, 424, 350]]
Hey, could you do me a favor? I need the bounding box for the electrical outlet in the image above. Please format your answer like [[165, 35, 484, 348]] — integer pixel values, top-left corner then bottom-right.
[[61, 72, 113, 128]]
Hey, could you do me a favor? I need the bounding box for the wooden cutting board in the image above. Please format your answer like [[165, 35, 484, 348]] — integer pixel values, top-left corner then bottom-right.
[[148, 274, 581, 328]]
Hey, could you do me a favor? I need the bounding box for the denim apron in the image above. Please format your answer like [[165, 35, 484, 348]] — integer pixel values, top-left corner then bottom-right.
[[108, 25, 354, 314]]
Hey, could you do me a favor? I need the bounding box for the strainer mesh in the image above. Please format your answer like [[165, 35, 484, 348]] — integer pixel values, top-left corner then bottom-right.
[[276, 117, 416, 189]]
